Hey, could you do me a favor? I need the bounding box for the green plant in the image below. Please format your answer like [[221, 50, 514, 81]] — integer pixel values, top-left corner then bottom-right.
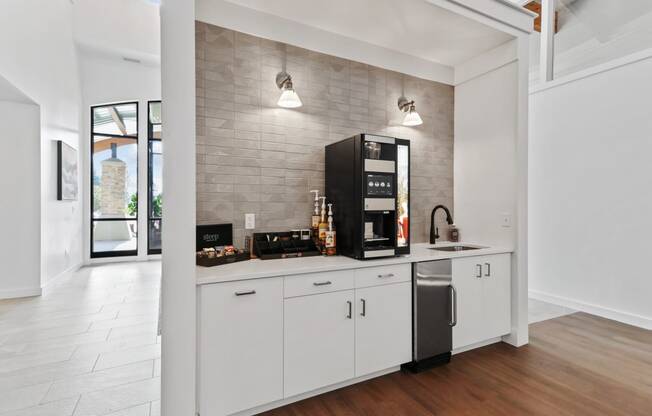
[[152, 194, 162, 218], [127, 193, 138, 216]]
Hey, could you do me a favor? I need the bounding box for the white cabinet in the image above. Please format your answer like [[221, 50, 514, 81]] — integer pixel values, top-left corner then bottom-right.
[[198, 263, 413, 413], [198, 278, 283, 416], [284, 290, 355, 397], [482, 254, 512, 341], [451, 257, 485, 349], [355, 282, 412, 377], [452, 253, 511, 350]]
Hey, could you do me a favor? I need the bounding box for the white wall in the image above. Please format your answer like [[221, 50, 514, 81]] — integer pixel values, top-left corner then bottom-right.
[[454, 62, 518, 248], [529, 52, 652, 329], [0, 100, 41, 299], [454, 49, 530, 347], [0, 0, 83, 288], [79, 53, 161, 261]]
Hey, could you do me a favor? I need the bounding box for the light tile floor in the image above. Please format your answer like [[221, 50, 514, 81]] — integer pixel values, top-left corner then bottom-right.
[[0, 262, 161, 416], [528, 297, 576, 324]]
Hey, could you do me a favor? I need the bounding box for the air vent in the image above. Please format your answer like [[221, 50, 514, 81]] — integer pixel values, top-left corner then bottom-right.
[[123, 57, 142, 64]]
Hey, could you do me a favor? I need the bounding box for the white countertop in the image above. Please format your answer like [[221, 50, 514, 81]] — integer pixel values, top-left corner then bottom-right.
[[196, 242, 513, 285]]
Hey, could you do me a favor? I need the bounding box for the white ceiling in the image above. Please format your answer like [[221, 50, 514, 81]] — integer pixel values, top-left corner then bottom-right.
[[72, 0, 160, 64], [223, 0, 513, 67]]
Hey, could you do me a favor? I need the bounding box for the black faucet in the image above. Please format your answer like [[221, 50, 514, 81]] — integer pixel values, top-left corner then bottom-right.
[[430, 205, 453, 244]]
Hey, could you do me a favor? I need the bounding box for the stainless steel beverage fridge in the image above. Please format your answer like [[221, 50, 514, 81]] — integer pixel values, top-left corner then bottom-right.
[[325, 134, 410, 259]]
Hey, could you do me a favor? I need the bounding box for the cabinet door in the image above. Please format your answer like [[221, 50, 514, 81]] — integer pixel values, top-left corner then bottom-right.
[[284, 290, 355, 397], [451, 257, 485, 350], [481, 253, 512, 340], [198, 278, 283, 416], [355, 282, 412, 377]]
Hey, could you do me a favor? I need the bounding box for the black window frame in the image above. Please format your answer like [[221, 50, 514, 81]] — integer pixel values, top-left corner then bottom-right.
[[90, 102, 139, 259], [147, 100, 162, 255]]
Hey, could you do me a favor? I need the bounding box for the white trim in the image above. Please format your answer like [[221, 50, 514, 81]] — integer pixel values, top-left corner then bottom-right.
[[226, 367, 400, 416], [0, 287, 42, 300], [42, 261, 83, 290], [87, 255, 160, 265], [492, 0, 538, 17], [428, 0, 535, 36], [531, 47, 652, 94], [529, 290, 652, 331], [196, 0, 454, 85], [453, 337, 503, 354], [455, 39, 517, 85]]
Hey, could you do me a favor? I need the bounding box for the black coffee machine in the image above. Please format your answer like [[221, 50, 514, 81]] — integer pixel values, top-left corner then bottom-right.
[[325, 134, 410, 259]]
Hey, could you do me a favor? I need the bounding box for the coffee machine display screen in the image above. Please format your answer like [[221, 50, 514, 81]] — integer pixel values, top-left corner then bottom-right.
[[365, 174, 394, 196], [396, 144, 409, 247]]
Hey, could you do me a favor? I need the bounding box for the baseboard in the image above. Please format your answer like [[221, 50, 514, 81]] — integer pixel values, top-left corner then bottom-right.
[[224, 366, 400, 416], [87, 255, 160, 265], [0, 286, 42, 300], [42, 261, 83, 291], [452, 337, 502, 355], [529, 290, 652, 330]]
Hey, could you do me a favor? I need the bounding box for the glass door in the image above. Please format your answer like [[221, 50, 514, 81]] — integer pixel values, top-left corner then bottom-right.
[[91, 102, 139, 258]]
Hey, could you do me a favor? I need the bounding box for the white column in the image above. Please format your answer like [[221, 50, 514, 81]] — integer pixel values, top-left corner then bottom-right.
[[138, 99, 149, 259], [539, 0, 555, 83], [160, 0, 197, 415], [506, 34, 531, 347]]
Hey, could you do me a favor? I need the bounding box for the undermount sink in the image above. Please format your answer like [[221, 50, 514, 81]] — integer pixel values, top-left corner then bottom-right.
[[429, 245, 484, 252]]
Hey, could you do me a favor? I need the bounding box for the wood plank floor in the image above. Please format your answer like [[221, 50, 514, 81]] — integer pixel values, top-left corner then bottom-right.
[[264, 313, 652, 416]]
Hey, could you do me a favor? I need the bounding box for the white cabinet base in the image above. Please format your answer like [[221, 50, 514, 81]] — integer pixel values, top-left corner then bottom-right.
[[224, 366, 400, 416]]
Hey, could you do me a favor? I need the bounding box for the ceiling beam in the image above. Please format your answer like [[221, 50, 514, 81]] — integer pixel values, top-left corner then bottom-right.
[[539, 0, 556, 82], [108, 106, 128, 136]]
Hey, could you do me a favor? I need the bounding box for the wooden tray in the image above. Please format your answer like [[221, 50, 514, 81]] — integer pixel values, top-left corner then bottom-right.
[[196, 251, 250, 267]]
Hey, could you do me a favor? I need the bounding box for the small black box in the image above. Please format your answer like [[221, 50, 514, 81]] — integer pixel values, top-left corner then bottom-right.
[[196, 224, 233, 251]]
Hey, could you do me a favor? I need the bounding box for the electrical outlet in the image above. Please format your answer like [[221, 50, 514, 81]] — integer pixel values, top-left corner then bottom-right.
[[245, 213, 255, 230], [501, 213, 512, 228]]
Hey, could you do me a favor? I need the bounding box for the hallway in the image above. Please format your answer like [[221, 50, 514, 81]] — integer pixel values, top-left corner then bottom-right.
[[0, 262, 161, 416]]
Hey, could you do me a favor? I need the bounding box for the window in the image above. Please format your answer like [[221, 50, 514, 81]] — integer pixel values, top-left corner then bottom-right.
[[148, 101, 162, 254], [91, 102, 139, 258]]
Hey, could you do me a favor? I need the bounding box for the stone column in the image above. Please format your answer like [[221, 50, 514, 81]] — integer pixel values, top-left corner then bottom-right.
[[100, 143, 127, 217], [95, 143, 132, 242]]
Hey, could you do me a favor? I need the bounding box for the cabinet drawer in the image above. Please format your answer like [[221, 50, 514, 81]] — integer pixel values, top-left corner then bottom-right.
[[198, 278, 283, 416], [284, 270, 354, 298], [355, 263, 411, 288]]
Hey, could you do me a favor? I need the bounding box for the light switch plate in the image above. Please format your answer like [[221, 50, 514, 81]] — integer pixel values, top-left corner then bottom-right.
[[501, 213, 512, 228], [245, 213, 255, 230]]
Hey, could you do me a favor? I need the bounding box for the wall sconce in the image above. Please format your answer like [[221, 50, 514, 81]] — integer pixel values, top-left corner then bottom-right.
[[398, 96, 423, 127], [275, 71, 302, 108]]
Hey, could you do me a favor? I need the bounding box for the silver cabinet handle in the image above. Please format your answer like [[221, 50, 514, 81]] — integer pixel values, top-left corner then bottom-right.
[[484, 263, 491, 277], [476, 264, 483, 278], [449, 285, 457, 327], [377, 273, 395, 278], [360, 299, 366, 317], [235, 290, 256, 296], [346, 301, 352, 319], [313, 281, 332, 286]]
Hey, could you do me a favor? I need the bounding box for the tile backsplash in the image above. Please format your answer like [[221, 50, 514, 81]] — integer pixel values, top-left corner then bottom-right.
[[196, 21, 454, 247]]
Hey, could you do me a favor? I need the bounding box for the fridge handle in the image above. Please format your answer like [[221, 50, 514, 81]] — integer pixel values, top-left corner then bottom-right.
[[449, 285, 457, 327]]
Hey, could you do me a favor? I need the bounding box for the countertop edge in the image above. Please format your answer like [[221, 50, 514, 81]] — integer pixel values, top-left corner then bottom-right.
[[195, 243, 514, 286]]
